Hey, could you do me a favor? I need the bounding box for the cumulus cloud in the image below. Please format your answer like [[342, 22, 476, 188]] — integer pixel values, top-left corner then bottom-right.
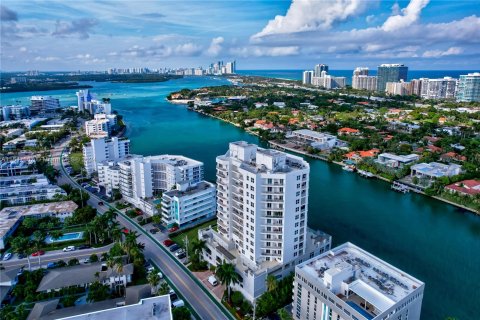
[[382, 0, 430, 32], [52, 18, 98, 39], [174, 43, 202, 56], [252, 0, 367, 39], [34, 56, 59, 62], [231, 46, 299, 57], [423, 46, 464, 58], [1, 5, 18, 21], [207, 37, 224, 56]]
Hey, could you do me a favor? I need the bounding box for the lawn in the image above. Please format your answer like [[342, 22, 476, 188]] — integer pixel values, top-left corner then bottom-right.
[[170, 219, 217, 249], [69, 152, 84, 174]]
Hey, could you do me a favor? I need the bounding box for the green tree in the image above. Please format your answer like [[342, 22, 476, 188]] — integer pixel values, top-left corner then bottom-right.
[[172, 306, 191, 320], [32, 230, 45, 264], [87, 281, 110, 302], [50, 229, 64, 240], [266, 275, 278, 292], [90, 254, 99, 262], [147, 272, 161, 294], [68, 258, 79, 266], [10, 236, 32, 270], [215, 262, 240, 302]]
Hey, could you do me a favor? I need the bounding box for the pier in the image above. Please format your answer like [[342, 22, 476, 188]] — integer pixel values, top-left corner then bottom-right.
[[391, 181, 410, 193]]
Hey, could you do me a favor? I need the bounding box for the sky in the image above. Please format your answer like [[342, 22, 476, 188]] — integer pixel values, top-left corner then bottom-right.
[[1, 0, 479, 71]]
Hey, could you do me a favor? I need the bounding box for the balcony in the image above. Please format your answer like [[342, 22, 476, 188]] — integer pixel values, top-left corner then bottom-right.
[[261, 228, 282, 234]]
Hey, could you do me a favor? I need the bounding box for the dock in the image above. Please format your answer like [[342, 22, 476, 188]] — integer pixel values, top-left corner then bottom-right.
[[391, 181, 409, 193], [357, 169, 374, 178]]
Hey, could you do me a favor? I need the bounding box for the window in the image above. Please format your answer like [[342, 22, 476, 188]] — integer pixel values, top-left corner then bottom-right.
[[297, 175, 301, 180]]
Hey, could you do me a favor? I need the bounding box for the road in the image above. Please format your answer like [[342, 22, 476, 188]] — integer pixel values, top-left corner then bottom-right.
[[56, 142, 230, 320]]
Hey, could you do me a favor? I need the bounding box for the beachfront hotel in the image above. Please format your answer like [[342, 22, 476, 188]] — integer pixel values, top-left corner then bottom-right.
[[199, 141, 331, 302], [293, 242, 424, 320]]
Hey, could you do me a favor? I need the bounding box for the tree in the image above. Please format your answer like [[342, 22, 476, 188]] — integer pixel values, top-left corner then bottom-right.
[[72, 206, 97, 224], [266, 275, 278, 292], [68, 258, 79, 266], [32, 230, 45, 264], [158, 282, 170, 295], [10, 236, 32, 270], [50, 229, 64, 241], [152, 215, 162, 225], [215, 262, 239, 302], [172, 306, 191, 320], [87, 281, 110, 302], [147, 272, 161, 294], [90, 254, 99, 262], [190, 239, 206, 256]]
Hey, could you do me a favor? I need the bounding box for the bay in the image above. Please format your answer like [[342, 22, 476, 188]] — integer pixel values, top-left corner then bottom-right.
[[1, 76, 479, 319]]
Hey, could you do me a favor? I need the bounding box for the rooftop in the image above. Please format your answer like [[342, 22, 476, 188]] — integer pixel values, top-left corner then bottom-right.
[[163, 181, 214, 198], [292, 129, 336, 140], [298, 242, 423, 314]]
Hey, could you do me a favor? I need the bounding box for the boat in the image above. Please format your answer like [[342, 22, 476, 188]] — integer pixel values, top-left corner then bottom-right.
[[357, 169, 374, 178], [342, 165, 355, 172]]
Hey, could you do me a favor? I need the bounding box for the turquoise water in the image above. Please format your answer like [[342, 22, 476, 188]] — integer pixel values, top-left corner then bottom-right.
[[2, 76, 479, 319], [45, 231, 83, 243]]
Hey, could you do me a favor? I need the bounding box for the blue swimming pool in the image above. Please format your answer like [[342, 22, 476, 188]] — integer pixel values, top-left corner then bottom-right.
[[45, 232, 84, 243]]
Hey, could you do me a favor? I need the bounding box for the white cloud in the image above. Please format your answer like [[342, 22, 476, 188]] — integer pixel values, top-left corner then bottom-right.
[[252, 0, 368, 39], [19, 46, 27, 52], [34, 56, 59, 61], [207, 37, 224, 56], [423, 46, 463, 58], [174, 43, 202, 56], [231, 46, 299, 57], [382, 0, 430, 32]]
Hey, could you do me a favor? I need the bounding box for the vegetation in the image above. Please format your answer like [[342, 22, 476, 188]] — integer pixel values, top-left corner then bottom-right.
[[87, 281, 110, 302], [69, 152, 85, 175], [255, 273, 295, 318], [172, 306, 191, 320], [216, 262, 240, 302]]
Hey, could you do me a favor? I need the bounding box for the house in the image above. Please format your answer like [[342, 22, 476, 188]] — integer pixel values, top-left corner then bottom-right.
[[290, 129, 347, 150], [426, 145, 443, 153], [440, 152, 467, 163], [410, 162, 462, 181], [36, 262, 134, 293], [0, 268, 20, 305], [273, 102, 286, 108], [423, 136, 441, 145], [254, 102, 268, 109], [337, 127, 360, 136], [375, 153, 420, 169], [445, 180, 480, 196], [253, 120, 274, 131], [344, 149, 380, 163]]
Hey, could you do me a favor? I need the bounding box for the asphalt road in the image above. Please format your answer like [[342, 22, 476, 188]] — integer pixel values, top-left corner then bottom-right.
[[56, 142, 230, 320]]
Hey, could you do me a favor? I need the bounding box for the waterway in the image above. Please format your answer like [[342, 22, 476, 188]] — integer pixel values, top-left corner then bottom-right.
[[2, 76, 479, 319]]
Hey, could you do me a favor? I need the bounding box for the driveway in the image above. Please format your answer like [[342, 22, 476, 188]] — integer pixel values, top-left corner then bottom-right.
[[194, 270, 226, 300]]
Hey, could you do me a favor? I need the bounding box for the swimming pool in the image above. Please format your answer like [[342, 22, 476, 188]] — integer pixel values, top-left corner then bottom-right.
[[45, 232, 84, 244]]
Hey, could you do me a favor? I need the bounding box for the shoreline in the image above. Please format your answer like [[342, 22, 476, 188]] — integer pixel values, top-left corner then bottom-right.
[[174, 102, 479, 215]]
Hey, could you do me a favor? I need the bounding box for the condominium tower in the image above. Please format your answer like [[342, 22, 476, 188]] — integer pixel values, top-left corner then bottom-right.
[[293, 242, 424, 320], [376, 64, 408, 92], [456, 72, 480, 102], [83, 137, 130, 176], [30, 96, 60, 115], [314, 64, 329, 77]]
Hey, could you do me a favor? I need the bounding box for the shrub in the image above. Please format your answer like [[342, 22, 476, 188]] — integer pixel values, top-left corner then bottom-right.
[[231, 291, 244, 307]]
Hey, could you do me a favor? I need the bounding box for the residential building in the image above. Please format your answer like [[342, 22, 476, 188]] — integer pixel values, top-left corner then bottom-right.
[[30, 96, 60, 115], [199, 142, 332, 302], [293, 242, 424, 320], [410, 162, 462, 181], [445, 179, 480, 196], [76, 89, 95, 113], [118, 155, 204, 215], [456, 72, 480, 102], [0, 201, 77, 249], [0, 159, 36, 177], [314, 64, 329, 77], [420, 77, 457, 100], [83, 137, 130, 176], [344, 149, 380, 163], [36, 262, 133, 293], [338, 127, 360, 136], [385, 80, 411, 96], [1, 105, 30, 120], [97, 160, 122, 196], [161, 181, 216, 228], [352, 75, 377, 91], [290, 129, 347, 150], [375, 153, 419, 169], [410, 78, 429, 96], [225, 61, 236, 74], [376, 64, 408, 92], [0, 173, 48, 187], [312, 71, 346, 89], [353, 67, 369, 76], [84, 113, 117, 138], [302, 71, 314, 85]]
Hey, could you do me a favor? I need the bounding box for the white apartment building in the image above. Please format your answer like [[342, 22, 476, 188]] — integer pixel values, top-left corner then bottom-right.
[[293, 242, 424, 320], [83, 137, 130, 176], [30, 96, 60, 115], [312, 72, 346, 89], [420, 77, 457, 100], [84, 114, 117, 138], [97, 160, 122, 196], [303, 71, 314, 85], [385, 80, 411, 96], [291, 129, 347, 150], [1, 105, 30, 120], [352, 75, 377, 91], [456, 72, 480, 102], [118, 155, 204, 215], [199, 142, 332, 302], [161, 181, 216, 228]]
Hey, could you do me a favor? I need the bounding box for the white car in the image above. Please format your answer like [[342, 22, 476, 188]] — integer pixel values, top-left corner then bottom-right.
[[63, 246, 76, 252], [2, 253, 12, 261]]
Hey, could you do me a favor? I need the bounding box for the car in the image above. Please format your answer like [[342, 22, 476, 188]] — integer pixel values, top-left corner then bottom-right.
[[172, 299, 185, 308], [149, 228, 159, 234], [169, 244, 180, 252], [32, 250, 45, 257], [122, 228, 130, 234], [81, 258, 90, 264], [146, 265, 155, 273], [175, 249, 185, 257], [78, 244, 91, 250], [46, 262, 56, 269], [2, 253, 12, 261], [157, 271, 163, 279], [63, 246, 76, 252], [17, 253, 26, 259], [98, 201, 104, 206], [208, 275, 219, 286], [168, 226, 179, 233], [176, 252, 186, 259], [163, 239, 174, 247]]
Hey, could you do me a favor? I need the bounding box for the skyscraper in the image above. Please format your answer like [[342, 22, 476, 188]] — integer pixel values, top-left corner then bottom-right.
[[353, 67, 369, 76], [376, 64, 408, 92], [456, 72, 480, 102], [302, 70, 314, 85], [314, 64, 329, 77], [352, 68, 377, 91]]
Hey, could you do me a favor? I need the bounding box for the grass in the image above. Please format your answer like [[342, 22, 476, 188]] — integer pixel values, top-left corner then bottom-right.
[[170, 219, 217, 249], [69, 152, 84, 174]]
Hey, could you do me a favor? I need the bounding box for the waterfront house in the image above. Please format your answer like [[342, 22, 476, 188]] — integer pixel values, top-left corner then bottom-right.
[[344, 149, 380, 163], [290, 129, 347, 150], [445, 180, 480, 196], [440, 152, 467, 163], [253, 120, 275, 131], [337, 127, 360, 136], [410, 162, 462, 181], [375, 153, 419, 169]]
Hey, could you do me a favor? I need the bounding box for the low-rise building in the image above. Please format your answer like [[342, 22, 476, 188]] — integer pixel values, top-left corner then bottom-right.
[[410, 162, 462, 181], [344, 149, 380, 163], [290, 129, 347, 150], [293, 242, 424, 320], [161, 181, 216, 228], [445, 179, 480, 196], [338, 127, 360, 136], [0, 201, 77, 249], [0, 159, 36, 177], [375, 153, 419, 168]]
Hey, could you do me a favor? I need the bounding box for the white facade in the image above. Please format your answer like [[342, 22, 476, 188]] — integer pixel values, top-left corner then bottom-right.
[[385, 80, 410, 96], [118, 155, 204, 215], [352, 75, 378, 91], [97, 161, 122, 196], [302, 71, 314, 85], [84, 114, 117, 138], [83, 137, 130, 176], [312, 72, 346, 89], [420, 77, 457, 100], [375, 153, 420, 168], [199, 142, 332, 302], [456, 72, 480, 102], [293, 242, 424, 320], [291, 129, 346, 150], [30, 96, 60, 115], [161, 181, 216, 227]]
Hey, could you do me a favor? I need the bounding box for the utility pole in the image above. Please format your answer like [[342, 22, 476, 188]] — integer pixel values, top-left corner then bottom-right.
[[184, 235, 189, 261]]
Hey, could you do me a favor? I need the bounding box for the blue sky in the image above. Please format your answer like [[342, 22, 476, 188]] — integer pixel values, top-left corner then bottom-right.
[[1, 0, 479, 71]]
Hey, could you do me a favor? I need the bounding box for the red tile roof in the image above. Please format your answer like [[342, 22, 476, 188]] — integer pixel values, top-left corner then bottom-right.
[[445, 180, 480, 196]]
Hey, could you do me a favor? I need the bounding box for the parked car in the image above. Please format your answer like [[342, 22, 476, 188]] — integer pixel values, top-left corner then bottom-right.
[[149, 228, 159, 234], [82, 258, 90, 264], [208, 275, 218, 286], [168, 226, 179, 233], [98, 201, 104, 206], [122, 228, 130, 234], [157, 271, 163, 279], [172, 299, 185, 308], [63, 246, 76, 252], [163, 239, 174, 247], [32, 250, 45, 257], [146, 265, 155, 273], [2, 253, 12, 261], [46, 262, 56, 269], [17, 253, 26, 259], [176, 252, 186, 259], [169, 244, 180, 252], [175, 249, 185, 257], [78, 244, 91, 250]]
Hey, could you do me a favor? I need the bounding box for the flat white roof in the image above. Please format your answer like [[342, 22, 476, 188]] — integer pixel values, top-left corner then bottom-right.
[[349, 279, 395, 312]]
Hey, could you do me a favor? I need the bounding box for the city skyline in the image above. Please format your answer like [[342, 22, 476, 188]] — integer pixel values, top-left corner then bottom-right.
[[1, 0, 480, 71]]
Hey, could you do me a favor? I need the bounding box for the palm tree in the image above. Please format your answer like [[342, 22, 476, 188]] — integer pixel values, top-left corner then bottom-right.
[[123, 231, 140, 263], [147, 272, 161, 294], [32, 231, 45, 265], [215, 262, 239, 302], [266, 275, 278, 292], [190, 239, 206, 255], [49, 229, 64, 241], [10, 236, 32, 270]]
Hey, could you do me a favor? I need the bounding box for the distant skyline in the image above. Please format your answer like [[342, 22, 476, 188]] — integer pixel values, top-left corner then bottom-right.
[[1, 0, 480, 71]]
